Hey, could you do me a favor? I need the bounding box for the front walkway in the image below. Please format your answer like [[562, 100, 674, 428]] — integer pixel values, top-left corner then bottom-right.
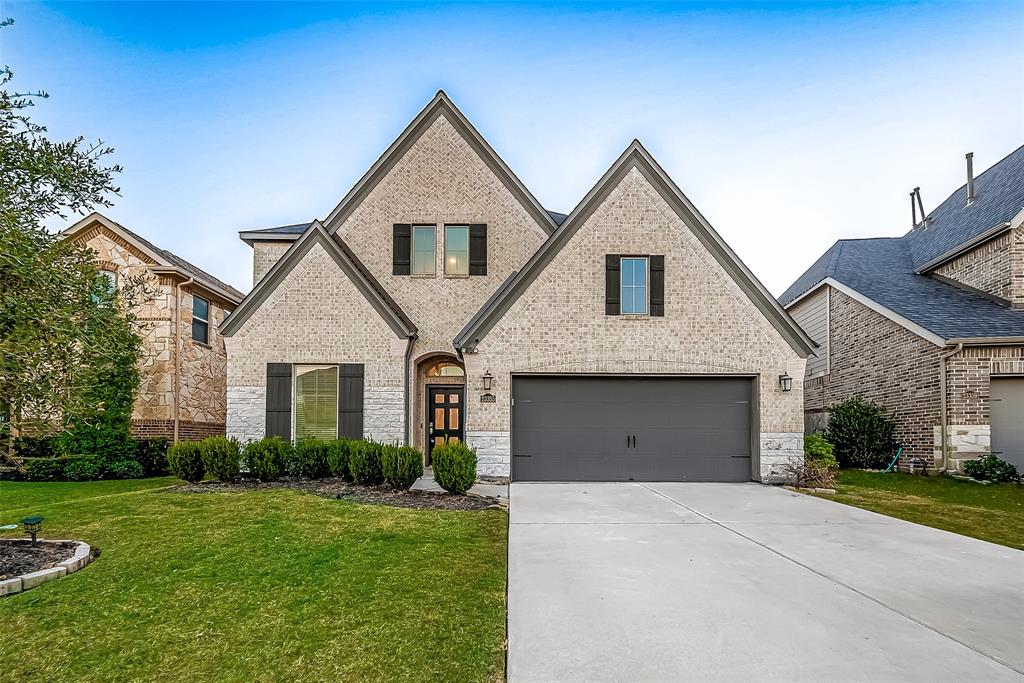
[[411, 468, 508, 499], [508, 482, 1024, 682]]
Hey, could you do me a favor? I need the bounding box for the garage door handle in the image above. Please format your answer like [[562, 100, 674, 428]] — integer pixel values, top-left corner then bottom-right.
[[632, 435, 637, 449]]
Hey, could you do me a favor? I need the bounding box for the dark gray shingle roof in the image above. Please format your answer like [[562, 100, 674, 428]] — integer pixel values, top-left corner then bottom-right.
[[779, 237, 1024, 340], [905, 145, 1024, 270]]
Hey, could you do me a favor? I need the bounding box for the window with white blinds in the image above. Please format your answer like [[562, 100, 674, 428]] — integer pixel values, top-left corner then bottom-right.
[[294, 365, 338, 440]]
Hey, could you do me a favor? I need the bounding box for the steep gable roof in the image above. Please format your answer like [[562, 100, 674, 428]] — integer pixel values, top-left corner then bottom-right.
[[905, 145, 1024, 272], [63, 212, 245, 304], [455, 140, 816, 358], [221, 221, 416, 339], [321, 91, 558, 236]]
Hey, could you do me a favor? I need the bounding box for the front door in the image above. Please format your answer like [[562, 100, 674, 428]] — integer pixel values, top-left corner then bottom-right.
[[427, 386, 465, 464]]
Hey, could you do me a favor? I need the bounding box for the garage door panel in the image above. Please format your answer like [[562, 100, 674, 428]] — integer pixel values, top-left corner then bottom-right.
[[991, 378, 1024, 470], [511, 376, 753, 482]]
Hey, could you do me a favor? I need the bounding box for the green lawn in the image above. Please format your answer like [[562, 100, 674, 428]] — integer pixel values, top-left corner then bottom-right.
[[0, 478, 508, 682], [809, 470, 1024, 550]]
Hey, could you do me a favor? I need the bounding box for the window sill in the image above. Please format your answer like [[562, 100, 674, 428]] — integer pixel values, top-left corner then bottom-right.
[[444, 273, 470, 279], [410, 273, 437, 279], [192, 340, 212, 349], [619, 314, 651, 320]]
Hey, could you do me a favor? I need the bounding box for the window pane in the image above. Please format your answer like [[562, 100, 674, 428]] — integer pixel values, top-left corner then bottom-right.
[[413, 226, 435, 275], [445, 226, 469, 276], [193, 295, 209, 322], [449, 408, 459, 430], [294, 365, 338, 441], [620, 257, 648, 314], [192, 319, 209, 344]]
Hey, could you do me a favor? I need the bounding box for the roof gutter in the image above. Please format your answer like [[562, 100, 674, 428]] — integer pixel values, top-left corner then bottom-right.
[[150, 266, 244, 306], [945, 336, 1024, 347]]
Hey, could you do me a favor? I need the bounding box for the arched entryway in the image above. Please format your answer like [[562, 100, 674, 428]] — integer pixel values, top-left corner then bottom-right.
[[414, 353, 466, 464]]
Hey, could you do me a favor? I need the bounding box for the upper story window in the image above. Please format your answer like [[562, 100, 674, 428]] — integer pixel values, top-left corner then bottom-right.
[[93, 269, 117, 304], [412, 225, 436, 275], [620, 257, 648, 315], [192, 294, 210, 344], [445, 225, 469, 276]]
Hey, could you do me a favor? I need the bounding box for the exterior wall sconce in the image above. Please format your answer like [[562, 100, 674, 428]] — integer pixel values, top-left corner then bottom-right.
[[779, 373, 793, 392], [482, 370, 493, 391]]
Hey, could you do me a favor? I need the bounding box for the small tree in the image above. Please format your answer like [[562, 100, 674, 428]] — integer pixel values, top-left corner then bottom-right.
[[824, 397, 896, 469]]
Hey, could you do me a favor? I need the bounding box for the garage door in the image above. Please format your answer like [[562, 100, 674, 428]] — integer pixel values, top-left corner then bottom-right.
[[991, 377, 1024, 471], [511, 376, 753, 482]]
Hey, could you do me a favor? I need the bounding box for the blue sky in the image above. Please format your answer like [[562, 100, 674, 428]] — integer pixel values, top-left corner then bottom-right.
[[3, 1, 1022, 295]]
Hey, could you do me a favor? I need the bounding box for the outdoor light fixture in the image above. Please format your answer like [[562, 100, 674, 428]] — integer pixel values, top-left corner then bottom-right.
[[21, 515, 43, 547], [482, 370, 493, 391], [779, 373, 793, 392]]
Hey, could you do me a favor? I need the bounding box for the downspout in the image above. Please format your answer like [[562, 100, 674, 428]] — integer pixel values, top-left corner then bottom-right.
[[403, 334, 417, 445], [173, 277, 195, 444], [938, 342, 963, 473]]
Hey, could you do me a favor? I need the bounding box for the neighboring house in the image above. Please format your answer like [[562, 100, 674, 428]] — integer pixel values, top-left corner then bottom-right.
[[63, 213, 245, 441], [222, 91, 814, 482], [781, 146, 1024, 473]]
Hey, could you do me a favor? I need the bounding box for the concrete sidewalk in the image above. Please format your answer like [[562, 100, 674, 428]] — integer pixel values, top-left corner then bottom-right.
[[411, 468, 508, 499], [508, 482, 1024, 682]]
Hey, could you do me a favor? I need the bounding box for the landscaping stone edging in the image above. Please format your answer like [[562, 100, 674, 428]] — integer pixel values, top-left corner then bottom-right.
[[0, 540, 92, 597]]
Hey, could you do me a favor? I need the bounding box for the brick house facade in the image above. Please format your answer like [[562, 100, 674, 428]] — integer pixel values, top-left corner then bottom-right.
[[222, 92, 814, 483], [63, 213, 245, 442], [783, 146, 1024, 472]]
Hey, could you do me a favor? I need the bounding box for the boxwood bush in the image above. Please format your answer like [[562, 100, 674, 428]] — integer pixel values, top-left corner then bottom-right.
[[290, 439, 332, 479], [200, 436, 241, 482], [243, 437, 291, 481], [105, 458, 144, 479], [135, 437, 170, 476], [382, 445, 424, 489], [824, 397, 896, 469], [168, 441, 205, 483], [22, 458, 65, 482], [431, 442, 477, 494], [349, 440, 384, 485], [327, 439, 352, 480], [62, 456, 103, 482]]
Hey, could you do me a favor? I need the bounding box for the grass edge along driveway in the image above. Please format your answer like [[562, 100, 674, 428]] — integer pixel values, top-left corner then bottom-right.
[[0, 478, 508, 683]]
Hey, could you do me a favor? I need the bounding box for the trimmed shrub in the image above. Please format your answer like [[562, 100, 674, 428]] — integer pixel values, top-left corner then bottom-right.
[[431, 442, 477, 495], [106, 458, 144, 479], [63, 456, 102, 482], [14, 435, 55, 458], [825, 397, 896, 469], [135, 437, 170, 476], [243, 437, 291, 482], [168, 441, 205, 483], [200, 436, 241, 482], [963, 454, 1020, 483], [804, 433, 838, 469], [327, 439, 352, 480], [290, 439, 331, 479], [349, 440, 384, 485], [23, 458, 65, 482], [382, 445, 424, 489]]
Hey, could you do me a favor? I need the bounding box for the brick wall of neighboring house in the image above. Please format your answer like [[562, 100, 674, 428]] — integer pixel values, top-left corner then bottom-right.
[[224, 241, 408, 445], [467, 165, 807, 480], [131, 419, 226, 441], [253, 241, 292, 284], [804, 288, 943, 463], [75, 224, 232, 441], [933, 225, 1024, 306]]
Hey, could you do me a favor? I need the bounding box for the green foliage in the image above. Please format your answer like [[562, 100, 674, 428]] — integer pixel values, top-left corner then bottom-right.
[[62, 456, 102, 482], [326, 439, 351, 480], [382, 445, 424, 490], [431, 442, 477, 495], [134, 438, 169, 477], [963, 454, 1020, 483], [242, 437, 291, 482], [348, 440, 384, 486], [105, 458, 143, 480], [14, 435, 55, 457], [824, 397, 896, 469], [22, 457, 64, 482], [168, 442, 205, 483], [804, 433, 838, 469], [290, 439, 331, 479], [199, 437, 241, 482]]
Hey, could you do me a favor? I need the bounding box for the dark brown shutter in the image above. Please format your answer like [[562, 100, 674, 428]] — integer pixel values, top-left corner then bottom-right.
[[338, 363, 364, 439], [393, 224, 411, 275], [266, 363, 292, 439], [605, 254, 621, 315], [649, 255, 665, 317], [469, 224, 487, 276]]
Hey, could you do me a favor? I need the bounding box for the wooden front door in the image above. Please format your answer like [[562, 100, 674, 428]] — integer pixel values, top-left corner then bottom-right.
[[427, 386, 464, 464]]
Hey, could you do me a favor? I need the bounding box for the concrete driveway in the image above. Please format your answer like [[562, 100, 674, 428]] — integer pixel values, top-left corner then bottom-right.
[[508, 483, 1024, 682]]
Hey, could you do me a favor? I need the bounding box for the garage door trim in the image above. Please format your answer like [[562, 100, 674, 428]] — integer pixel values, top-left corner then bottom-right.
[[509, 373, 761, 482]]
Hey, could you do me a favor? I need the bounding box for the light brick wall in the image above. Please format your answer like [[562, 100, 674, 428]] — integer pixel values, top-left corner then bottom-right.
[[224, 242, 407, 443], [465, 166, 806, 480], [933, 225, 1023, 306], [253, 241, 292, 285]]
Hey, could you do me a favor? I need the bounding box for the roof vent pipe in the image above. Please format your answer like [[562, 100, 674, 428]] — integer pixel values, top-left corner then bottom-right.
[[915, 187, 926, 225], [966, 152, 975, 205], [910, 189, 918, 227]]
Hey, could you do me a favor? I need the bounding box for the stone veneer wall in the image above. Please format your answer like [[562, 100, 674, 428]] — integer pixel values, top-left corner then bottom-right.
[[464, 166, 807, 481]]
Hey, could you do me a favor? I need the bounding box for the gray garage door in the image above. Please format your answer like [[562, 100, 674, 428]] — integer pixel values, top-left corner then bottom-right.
[[991, 377, 1024, 471], [511, 376, 753, 482]]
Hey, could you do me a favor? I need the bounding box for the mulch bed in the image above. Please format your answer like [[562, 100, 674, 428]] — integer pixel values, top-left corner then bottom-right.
[[167, 478, 501, 511], [1, 540, 78, 580]]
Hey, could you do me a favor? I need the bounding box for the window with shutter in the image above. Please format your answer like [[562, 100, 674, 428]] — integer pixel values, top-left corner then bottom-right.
[[469, 224, 487, 275], [294, 365, 338, 440], [649, 255, 665, 316], [605, 254, 621, 315], [393, 224, 411, 275]]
